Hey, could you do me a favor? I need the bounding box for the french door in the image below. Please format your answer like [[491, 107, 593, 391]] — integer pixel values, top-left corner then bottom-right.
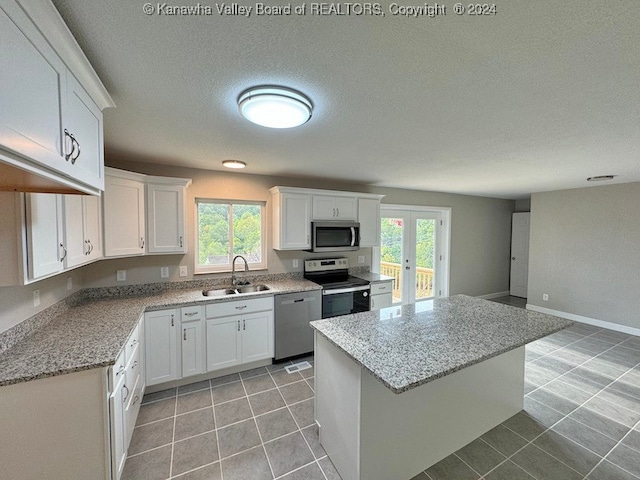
[[376, 206, 450, 305]]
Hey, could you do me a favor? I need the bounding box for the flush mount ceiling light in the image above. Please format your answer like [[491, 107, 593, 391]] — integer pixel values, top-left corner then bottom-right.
[[587, 175, 616, 182], [238, 86, 313, 129], [222, 160, 246, 169]]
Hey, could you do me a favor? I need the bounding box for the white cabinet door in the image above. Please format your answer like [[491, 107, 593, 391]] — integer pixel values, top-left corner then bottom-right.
[[312, 195, 357, 220], [144, 309, 180, 386], [63, 194, 86, 268], [358, 197, 381, 247], [64, 73, 104, 191], [241, 310, 274, 363], [109, 380, 127, 480], [182, 320, 204, 378], [206, 317, 242, 372], [25, 193, 64, 279], [0, 3, 68, 175], [371, 293, 392, 311], [83, 194, 103, 262], [104, 175, 146, 257], [147, 183, 186, 254], [273, 192, 311, 250]]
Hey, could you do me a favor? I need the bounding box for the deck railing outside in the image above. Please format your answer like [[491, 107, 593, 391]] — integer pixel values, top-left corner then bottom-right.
[[380, 261, 434, 302]]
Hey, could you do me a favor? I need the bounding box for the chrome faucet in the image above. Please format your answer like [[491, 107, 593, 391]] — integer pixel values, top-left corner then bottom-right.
[[231, 255, 250, 286]]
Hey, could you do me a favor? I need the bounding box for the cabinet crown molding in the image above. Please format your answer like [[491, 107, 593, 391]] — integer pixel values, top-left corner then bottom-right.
[[269, 185, 385, 200]]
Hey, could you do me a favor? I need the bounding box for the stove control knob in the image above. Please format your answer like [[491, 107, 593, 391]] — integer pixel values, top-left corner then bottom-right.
[[363, 292, 368, 297]]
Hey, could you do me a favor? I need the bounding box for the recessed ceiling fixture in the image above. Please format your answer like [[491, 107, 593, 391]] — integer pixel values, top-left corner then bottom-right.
[[222, 160, 246, 169], [587, 175, 616, 182], [238, 86, 313, 129]]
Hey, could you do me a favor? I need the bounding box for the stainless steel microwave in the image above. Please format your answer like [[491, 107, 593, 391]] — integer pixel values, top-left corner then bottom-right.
[[309, 221, 360, 252]]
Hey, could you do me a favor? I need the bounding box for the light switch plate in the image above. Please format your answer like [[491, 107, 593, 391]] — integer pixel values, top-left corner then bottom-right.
[[67, 277, 72, 291], [358, 255, 365, 264], [293, 259, 299, 268], [33, 289, 40, 307], [179, 266, 188, 277], [161, 267, 169, 278], [116, 270, 127, 282]]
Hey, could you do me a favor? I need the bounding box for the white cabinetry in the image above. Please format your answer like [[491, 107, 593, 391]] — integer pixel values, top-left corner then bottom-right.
[[63, 194, 102, 268], [370, 280, 393, 310], [104, 168, 191, 258], [25, 193, 64, 279], [270, 187, 311, 250], [358, 197, 381, 247], [270, 186, 383, 251], [312, 195, 357, 220], [181, 306, 205, 378], [103, 169, 146, 257], [146, 180, 189, 254], [145, 308, 180, 386], [0, 0, 113, 195], [205, 297, 274, 372]]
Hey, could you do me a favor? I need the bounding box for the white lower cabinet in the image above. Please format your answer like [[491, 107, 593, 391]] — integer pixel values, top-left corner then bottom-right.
[[109, 315, 145, 480], [370, 280, 393, 310], [205, 297, 274, 372], [181, 306, 205, 378], [144, 308, 180, 386]]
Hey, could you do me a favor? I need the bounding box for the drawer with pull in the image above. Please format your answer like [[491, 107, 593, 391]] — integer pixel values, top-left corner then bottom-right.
[[370, 281, 393, 295], [181, 305, 203, 322], [124, 323, 140, 361], [206, 296, 273, 319], [110, 348, 127, 391]]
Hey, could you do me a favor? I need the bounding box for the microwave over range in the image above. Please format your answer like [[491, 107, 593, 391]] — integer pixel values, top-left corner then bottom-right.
[[309, 221, 360, 252]]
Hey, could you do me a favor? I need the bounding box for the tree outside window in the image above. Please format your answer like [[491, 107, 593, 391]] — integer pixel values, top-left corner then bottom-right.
[[196, 200, 266, 273]]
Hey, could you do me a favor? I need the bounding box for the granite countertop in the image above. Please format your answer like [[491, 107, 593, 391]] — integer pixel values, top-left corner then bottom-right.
[[0, 277, 321, 387], [310, 294, 573, 394], [352, 271, 394, 283]]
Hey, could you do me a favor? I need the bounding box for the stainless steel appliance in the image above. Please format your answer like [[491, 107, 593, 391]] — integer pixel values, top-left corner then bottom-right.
[[309, 221, 360, 252], [274, 290, 322, 360], [304, 258, 370, 318]]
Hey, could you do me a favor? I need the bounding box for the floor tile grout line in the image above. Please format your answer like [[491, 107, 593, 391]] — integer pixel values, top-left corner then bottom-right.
[[267, 364, 328, 480], [240, 370, 277, 479], [583, 415, 640, 479], [209, 379, 224, 480], [169, 388, 178, 479], [271, 459, 320, 479], [452, 452, 484, 478]]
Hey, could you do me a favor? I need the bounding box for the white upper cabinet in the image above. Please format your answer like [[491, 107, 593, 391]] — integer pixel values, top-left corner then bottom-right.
[[63, 193, 103, 269], [25, 193, 64, 280], [270, 187, 311, 250], [64, 73, 105, 191], [104, 170, 146, 257], [0, 0, 113, 195], [146, 179, 190, 254], [312, 195, 357, 220], [104, 168, 191, 258], [358, 197, 381, 247], [271, 186, 384, 251]]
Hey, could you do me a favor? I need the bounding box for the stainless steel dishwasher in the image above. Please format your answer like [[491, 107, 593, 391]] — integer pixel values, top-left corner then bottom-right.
[[274, 290, 322, 360]]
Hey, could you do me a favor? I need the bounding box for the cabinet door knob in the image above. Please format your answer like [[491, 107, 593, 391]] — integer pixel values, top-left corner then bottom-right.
[[235, 305, 247, 310], [243, 319, 246, 331], [59, 243, 67, 261], [122, 384, 130, 403], [184, 328, 187, 341], [140, 237, 145, 249], [70, 135, 80, 164], [237, 320, 240, 332], [63, 129, 74, 161], [179, 236, 183, 248], [171, 315, 174, 327]]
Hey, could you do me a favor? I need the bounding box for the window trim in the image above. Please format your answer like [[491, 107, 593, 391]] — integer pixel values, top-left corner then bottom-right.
[[194, 198, 267, 274]]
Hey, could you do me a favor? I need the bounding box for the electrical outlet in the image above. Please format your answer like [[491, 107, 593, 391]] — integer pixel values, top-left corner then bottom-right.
[[67, 277, 73, 291], [179, 266, 188, 277], [543, 294, 549, 301], [161, 267, 169, 278], [116, 270, 127, 282], [293, 259, 299, 268], [33, 289, 40, 307], [358, 255, 365, 264]]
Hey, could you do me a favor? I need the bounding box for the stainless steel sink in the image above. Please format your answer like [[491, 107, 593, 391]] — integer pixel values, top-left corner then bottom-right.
[[202, 284, 269, 296], [202, 288, 237, 296], [236, 284, 270, 294]]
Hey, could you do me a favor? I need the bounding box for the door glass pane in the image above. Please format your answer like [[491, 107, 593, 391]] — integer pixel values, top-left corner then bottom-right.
[[380, 217, 404, 304], [415, 218, 435, 300]]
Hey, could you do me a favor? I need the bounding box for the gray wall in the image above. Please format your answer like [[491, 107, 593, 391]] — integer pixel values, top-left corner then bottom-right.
[[0, 160, 515, 334], [528, 182, 640, 329]]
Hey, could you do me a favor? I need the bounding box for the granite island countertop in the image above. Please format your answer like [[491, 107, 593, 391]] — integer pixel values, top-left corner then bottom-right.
[[0, 277, 321, 387], [310, 295, 573, 394]]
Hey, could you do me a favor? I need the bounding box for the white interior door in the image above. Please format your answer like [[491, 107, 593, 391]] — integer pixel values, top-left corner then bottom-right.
[[509, 212, 530, 298], [377, 206, 450, 305]]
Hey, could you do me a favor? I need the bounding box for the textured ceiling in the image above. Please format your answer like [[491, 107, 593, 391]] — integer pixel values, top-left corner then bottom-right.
[[52, 0, 640, 199]]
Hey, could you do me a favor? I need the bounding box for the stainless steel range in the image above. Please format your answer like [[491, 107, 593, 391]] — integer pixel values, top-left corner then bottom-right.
[[304, 258, 370, 318]]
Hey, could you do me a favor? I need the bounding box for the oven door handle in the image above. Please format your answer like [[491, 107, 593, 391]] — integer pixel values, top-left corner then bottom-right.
[[323, 285, 370, 295]]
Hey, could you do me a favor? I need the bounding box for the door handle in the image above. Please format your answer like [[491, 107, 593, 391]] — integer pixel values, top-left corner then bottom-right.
[[511, 257, 516, 260]]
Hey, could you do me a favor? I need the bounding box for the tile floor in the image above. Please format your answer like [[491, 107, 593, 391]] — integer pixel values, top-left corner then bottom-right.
[[126, 322, 640, 480]]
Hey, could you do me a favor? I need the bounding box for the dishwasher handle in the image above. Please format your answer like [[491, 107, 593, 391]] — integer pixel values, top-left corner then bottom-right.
[[280, 296, 317, 306]]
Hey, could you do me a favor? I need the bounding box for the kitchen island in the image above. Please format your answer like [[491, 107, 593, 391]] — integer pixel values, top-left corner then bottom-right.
[[310, 295, 573, 480]]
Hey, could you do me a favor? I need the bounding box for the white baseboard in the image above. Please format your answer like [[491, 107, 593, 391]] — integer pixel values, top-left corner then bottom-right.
[[477, 291, 510, 300], [526, 304, 640, 337]]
